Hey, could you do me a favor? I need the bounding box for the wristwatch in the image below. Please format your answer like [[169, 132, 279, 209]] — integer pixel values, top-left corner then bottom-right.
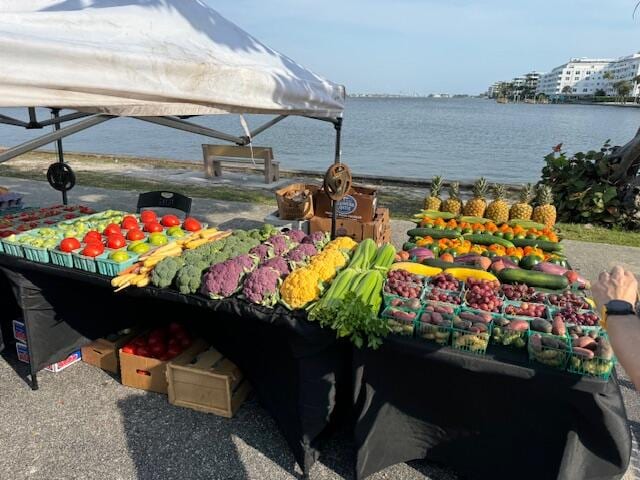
[[604, 299, 636, 316]]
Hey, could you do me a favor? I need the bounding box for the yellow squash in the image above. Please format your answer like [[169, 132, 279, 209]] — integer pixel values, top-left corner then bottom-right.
[[444, 267, 498, 283], [389, 262, 442, 277]]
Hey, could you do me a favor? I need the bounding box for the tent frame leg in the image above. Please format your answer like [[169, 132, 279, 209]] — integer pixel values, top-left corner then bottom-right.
[[331, 117, 343, 239], [51, 108, 68, 205]]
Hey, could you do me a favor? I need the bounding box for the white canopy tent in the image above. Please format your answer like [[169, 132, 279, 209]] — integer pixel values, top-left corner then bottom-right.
[[0, 0, 346, 202]]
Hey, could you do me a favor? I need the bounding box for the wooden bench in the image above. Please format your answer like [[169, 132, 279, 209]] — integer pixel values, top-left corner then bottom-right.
[[202, 145, 280, 184]]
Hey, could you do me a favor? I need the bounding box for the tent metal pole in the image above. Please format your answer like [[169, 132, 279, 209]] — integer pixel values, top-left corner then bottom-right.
[[51, 108, 68, 205], [331, 117, 343, 239], [27, 107, 38, 128], [0, 115, 29, 128], [37, 111, 93, 128], [0, 115, 114, 164], [247, 115, 287, 139], [136, 116, 245, 144]]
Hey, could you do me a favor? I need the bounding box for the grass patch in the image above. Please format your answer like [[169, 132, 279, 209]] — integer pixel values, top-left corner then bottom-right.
[[556, 223, 640, 247]]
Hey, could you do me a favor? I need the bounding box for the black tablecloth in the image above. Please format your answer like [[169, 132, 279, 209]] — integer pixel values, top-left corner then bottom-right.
[[353, 336, 631, 479], [0, 255, 348, 473]]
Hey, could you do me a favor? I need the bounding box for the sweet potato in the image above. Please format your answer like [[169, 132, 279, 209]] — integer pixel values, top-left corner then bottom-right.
[[531, 318, 552, 334], [574, 336, 596, 350], [392, 310, 416, 321], [572, 347, 595, 359], [552, 317, 566, 336], [507, 319, 529, 332]]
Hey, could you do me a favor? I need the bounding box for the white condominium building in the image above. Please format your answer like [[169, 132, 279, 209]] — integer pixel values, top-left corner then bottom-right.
[[536, 53, 640, 97]]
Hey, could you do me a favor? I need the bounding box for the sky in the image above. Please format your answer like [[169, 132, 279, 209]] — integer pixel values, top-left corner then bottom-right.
[[211, 0, 640, 95]]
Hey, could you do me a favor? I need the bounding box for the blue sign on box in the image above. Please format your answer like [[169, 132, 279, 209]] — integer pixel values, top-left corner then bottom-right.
[[12, 319, 27, 344], [336, 195, 357, 216]]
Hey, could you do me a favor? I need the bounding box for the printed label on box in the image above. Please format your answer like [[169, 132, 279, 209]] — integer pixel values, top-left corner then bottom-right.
[[45, 350, 82, 373], [12, 319, 27, 344], [16, 342, 29, 364], [335, 195, 357, 216]]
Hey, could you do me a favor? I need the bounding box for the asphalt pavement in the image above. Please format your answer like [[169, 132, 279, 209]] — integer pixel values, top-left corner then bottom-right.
[[0, 176, 639, 479]]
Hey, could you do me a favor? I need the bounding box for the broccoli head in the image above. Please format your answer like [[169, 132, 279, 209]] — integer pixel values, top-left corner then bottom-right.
[[175, 264, 203, 294], [151, 256, 185, 288]]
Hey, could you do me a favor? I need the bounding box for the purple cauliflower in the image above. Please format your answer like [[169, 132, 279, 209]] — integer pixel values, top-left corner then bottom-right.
[[302, 231, 330, 248], [242, 266, 281, 307], [285, 243, 318, 265], [261, 256, 290, 277], [201, 260, 245, 299], [249, 244, 274, 263], [284, 229, 306, 243], [266, 234, 295, 256], [231, 254, 259, 273]]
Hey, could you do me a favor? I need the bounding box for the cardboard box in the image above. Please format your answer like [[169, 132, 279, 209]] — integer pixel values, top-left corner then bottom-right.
[[167, 342, 250, 418], [16, 342, 29, 364], [310, 207, 390, 244], [45, 350, 82, 373], [314, 185, 378, 222], [12, 319, 27, 344], [275, 183, 319, 220], [81, 328, 139, 374], [119, 340, 205, 395]]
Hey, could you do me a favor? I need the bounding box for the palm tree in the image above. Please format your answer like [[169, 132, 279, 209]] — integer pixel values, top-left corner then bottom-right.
[[613, 80, 632, 104], [561, 85, 572, 95], [603, 71, 614, 98], [633, 74, 640, 104]]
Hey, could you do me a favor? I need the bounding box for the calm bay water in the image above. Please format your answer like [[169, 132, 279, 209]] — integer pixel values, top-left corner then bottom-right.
[[1, 98, 639, 183]]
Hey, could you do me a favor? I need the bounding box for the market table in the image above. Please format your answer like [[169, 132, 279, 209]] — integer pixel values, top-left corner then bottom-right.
[[0, 254, 350, 474], [353, 335, 631, 480]]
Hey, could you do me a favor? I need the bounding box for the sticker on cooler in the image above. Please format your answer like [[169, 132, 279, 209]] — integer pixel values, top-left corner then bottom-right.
[[335, 195, 357, 216], [45, 350, 82, 373], [12, 319, 27, 343], [16, 342, 30, 364]]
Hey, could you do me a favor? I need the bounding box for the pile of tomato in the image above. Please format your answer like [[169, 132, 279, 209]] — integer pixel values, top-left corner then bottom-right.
[[121, 322, 192, 361]]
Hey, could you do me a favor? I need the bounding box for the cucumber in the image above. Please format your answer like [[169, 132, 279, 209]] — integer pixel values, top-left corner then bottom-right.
[[423, 258, 483, 270], [407, 228, 462, 240], [413, 210, 457, 220], [519, 254, 543, 270], [498, 268, 569, 290], [507, 219, 546, 229], [511, 237, 563, 252], [403, 242, 417, 252], [459, 216, 490, 224], [463, 233, 515, 249]]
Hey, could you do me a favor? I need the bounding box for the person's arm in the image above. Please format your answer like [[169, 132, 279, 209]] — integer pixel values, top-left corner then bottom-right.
[[592, 265, 640, 388], [603, 314, 640, 388]]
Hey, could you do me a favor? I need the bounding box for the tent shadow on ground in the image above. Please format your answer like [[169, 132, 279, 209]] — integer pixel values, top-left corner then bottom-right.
[[117, 393, 308, 480]]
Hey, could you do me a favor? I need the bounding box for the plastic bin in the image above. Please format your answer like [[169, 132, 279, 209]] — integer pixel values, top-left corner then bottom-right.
[[22, 243, 50, 263], [502, 300, 550, 321], [422, 287, 463, 306], [383, 295, 422, 312], [490, 315, 529, 349], [72, 251, 99, 273], [414, 310, 454, 345], [50, 248, 75, 268], [96, 250, 139, 276], [567, 330, 616, 380], [0, 238, 24, 257], [381, 306, 418, 336]]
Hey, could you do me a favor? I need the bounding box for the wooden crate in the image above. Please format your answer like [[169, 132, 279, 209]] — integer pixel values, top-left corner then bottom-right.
[[166, 343, 250, 418]]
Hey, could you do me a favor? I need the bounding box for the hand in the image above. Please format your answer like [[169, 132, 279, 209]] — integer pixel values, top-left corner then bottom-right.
[[592, 265, 638, 311]]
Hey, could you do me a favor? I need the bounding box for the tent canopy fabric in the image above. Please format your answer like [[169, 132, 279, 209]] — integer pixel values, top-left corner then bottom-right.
[[0, 0, 345, 118]]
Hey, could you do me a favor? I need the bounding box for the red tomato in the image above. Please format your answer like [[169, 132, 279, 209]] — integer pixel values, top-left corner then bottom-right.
[[121, 216, 139, 230], [136, 346, 150, 358], [182, 217, 202, 232], [144, 222, 163, 233], [106, 234, 126, 249], [168, 322, 185, 335], [167, 345, 182, 358], [140, 210, 157, 223], [121, 344, 136, 355], [161, 215, 181, 227], [178, 336, 192, 349], [147, 335, 163, 347], [103, 223, 121, 236], [132, 337, 147, 347], [60, 237, 81, 252], [83, 231, 102, 243], [126, 229, 145, 241], [150, 343, 166, 357], [82, 243, 104, 257]]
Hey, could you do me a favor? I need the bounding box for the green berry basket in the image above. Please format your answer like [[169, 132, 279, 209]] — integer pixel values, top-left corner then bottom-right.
[[383, 294, 423, 312], [421, 286, 463, 307], [527, 330, 570, 370], [490, 315, 529, 349], [96, 250, 139, 277], [72, 251, 99, 273], [414, 309, 458, 345], [381, 306, 419, 336], [22, 243, 51, 264], [0, 236, 24, 257], [502, 300, 551, 322], [50, 248, 75, 268], [567, 330, 616, 380]]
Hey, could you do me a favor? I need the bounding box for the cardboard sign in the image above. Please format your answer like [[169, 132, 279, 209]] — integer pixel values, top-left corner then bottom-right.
[[314, 185, 377, 222]]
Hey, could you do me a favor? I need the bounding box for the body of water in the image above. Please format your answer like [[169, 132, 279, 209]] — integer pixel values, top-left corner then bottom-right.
[[1, 98, 639, 183]]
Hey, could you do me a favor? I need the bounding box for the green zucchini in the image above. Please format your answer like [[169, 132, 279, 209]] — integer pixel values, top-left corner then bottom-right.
[[519, 254, 543, 270], [511, 237, 563, 252], [407, 228, 462, 240], [463, 233, 515, 248], [423, 258, 483, 270], [403, 242, 417, 252], [413, 210, 457, 220], [498, 269, 569, 290]]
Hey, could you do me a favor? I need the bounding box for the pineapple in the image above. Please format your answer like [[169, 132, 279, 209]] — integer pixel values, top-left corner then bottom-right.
[[423, 176, 443, 211], [485, 184, 510, 224], [532, 185, 557, 227], [509, 183, 534, 220], [462, 177, 488, 217], [441, 181, 462, 215]]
